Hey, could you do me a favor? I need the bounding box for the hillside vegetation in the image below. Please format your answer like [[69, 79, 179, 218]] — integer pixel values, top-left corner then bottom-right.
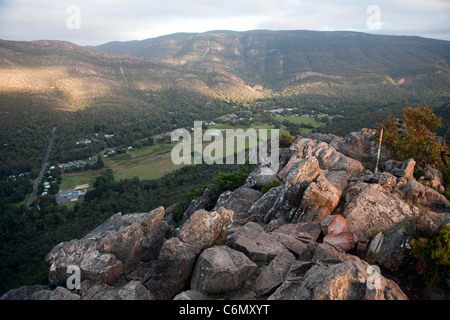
[[1, 31, 449, 179]]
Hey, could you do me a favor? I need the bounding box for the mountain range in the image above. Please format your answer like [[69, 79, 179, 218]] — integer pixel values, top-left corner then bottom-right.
[[0, 30, 449, 178], [93, 30, 450, 91]]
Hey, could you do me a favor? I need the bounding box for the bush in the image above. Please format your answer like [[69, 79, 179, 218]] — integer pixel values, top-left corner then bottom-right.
[[378, 106, 445, 167], [212, 163, 256, 192], [279, 132, 294, 148], [261, 180, 282, 194], [410, 226, 450, 287]]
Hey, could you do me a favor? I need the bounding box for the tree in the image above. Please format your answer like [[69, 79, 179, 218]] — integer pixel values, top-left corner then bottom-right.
[[379, 107, 445, 167], [279, 132, 294, 148]]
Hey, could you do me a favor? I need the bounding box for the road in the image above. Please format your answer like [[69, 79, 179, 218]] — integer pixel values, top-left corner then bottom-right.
[[26, 126, 56, 209]]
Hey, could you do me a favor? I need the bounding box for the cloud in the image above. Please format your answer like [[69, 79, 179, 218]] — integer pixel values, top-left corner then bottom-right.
[[0, 0, 449, 46]]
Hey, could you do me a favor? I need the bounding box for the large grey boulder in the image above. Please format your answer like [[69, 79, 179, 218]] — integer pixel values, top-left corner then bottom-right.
[[329, 128, 389, 170], [227, 222, 289, 263], [396, 179, 450, 209], [246, 186, 282, 220], [190, 246, 257, 295], [179, 207, 234, 247], [179, 188, 221, 225], [45, 207, 168, 287], [46, 239, 124, 287], [367, 217, 416, 272], [254, 252, 296, 296], [266, 156, 323, 222], [213, 187, 262, 220], [295, 258, 408, 300], [87, 207, 168, 273], [300, 173, 342, 217], [343, 182, 413, 242], [83, 280, 154, 300], [146, 237, 202, 300]]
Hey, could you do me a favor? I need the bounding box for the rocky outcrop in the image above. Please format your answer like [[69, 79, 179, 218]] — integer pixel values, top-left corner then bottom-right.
[[46, 206, 168, 287], [179, 207, 234, 247], [293, 259, 408, 300], [367, 218, 416, 272], [396, 178, 450, 209], [190, 246, 257, 295], [343, 182, 414, 242], [145, 237, 202, 300], [147, 206, 234, 300], [226, 222, 289, 263], [254, 252, 295, 296], [213, 187, 262, 220], [4, 129, 449, 301], [243, 166, 280, 190]]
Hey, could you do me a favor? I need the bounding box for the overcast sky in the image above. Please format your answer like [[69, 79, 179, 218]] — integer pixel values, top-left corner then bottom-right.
[[1, 0, 449, 46]]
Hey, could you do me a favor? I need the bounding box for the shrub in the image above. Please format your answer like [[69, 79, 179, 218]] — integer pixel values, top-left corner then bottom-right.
[[279, 132, 294, 148], [410, 226, 450, 287], [261, 180, 282, 194], [378, 106, 445, 167]]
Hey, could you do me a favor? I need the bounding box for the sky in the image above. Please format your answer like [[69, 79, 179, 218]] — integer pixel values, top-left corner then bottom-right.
[[0, 0, 449, 46]]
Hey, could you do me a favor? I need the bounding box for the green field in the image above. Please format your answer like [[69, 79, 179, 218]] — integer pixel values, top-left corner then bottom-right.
[[276, 115, 325, 134], [59, 123, 278, 184], [59, 170, 100, 190], [104, 142, 185, 180]]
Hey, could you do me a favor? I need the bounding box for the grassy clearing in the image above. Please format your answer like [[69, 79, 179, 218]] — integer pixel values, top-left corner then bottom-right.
[[59, 170, 100, 190], [276, 115, 325, 134], [102, 122, 278, 181], [277, 115, 322, 126]]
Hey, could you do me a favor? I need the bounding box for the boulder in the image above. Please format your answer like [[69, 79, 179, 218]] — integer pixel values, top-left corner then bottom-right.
[[146, 237, 202, 300], [46, 239, 124, 287], [382, 160, 402, 172], [247, 186, 282, 220], [321, 214, 349, 236], [295, 258, 408, 300], [190, 246, 257, 295], [391, 158, 416, 180], [283, 156, 323, 206], [323, 232, 356, 252], [213, 188, 262, 220], [423, 168, 444, 192], [87, 207, 168, 274], [314, 140, 364, 177], [254, 252, 296, 296], [226, 222, 289, 263], [396, 179, 450, 209], [47, 286, 81, 300], [277, 139, 325, 182], [84, 280, 154, 300], [46, 207, 169, 287], [310, 242, 358, 266], [377, 172, 397, 192], [329, 128, 389, 170], [0, 285, 50, 300], [272, 222, 321, 243], [367, 217, 416, 272], [300, 173, 341, 214], [173, 290, 210, 300], [179, 188, 221, 225], [266, 156, 323, 222], [243, 166, 280, 190], [179, 207, 234, 247], [343, 182, 413, 242], [269, 232, 309, 257], [299, 207, 331, 224]]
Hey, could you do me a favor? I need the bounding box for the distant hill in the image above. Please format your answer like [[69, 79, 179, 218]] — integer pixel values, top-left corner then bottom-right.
[[93, 30, 450, 90]]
